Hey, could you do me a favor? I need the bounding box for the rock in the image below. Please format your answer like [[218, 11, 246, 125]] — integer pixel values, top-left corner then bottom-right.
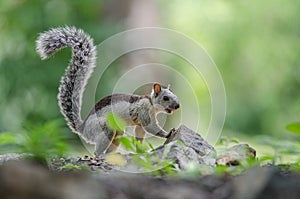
[[102, 125, 217, 173], [0, 153, 31, 165], [155, 124, 216, 169], [232, 167, 272, 199], [216, 144, 256, 166], [1, 161, 300, 199], [52, 156, 114, 172], [232, 167, 300, 199], [164, 125, 215, 156], [0, 161, 107, 199]]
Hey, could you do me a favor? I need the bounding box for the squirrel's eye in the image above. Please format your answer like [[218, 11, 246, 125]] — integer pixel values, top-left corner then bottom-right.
[[163, 96, 169, 101]]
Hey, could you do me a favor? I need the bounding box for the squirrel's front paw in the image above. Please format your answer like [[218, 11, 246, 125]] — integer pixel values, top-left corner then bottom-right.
[[166, 128, 176, 138]]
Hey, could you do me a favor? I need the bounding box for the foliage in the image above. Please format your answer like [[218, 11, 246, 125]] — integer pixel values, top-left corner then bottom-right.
[[107, 113, 126, 132], [215, 158, 258, 176], [59, 163, 90, 171], [255, 134, 300, 165], [291, 162, 300, 172], [286, 122, 300, 134], [106, 113, 176, 175], [162, 0, 300, 136], [118, 135, 177, 175], [0, 120, 70, 163]]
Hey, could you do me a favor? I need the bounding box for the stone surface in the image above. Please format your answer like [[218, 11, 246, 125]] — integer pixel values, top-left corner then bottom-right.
[[0, 153, 31, 165], [49, 155, 114, 173], [160, 124, 216, 169], [216, 144, 256, 166], [1, 161, 300, 199], [107, 124, 217, 172], [165, 125, 215, 156]]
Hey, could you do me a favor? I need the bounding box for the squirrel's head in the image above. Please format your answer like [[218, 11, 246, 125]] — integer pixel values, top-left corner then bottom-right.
[[151, 83, 180, 115]]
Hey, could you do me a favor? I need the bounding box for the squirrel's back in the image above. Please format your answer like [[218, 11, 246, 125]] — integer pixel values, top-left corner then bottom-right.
[[36, 27, 96, 136]]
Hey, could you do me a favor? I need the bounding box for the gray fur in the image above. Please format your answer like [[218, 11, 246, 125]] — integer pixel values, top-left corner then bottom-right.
[[36, 27, 180, 156], [36, 26, 96, 137]]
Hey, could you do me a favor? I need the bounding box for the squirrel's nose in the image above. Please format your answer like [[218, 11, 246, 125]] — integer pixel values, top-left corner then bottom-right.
[[175, 104, 180, 109]]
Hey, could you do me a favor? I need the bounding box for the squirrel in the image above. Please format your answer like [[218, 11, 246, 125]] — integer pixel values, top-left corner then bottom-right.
[[36, 27, 180, 156]]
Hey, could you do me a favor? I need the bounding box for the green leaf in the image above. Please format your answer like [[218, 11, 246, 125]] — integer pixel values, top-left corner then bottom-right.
[[107, 113, 126, 131], [147, 142, 155, 151], [259, 155, 275, 161], [132, 155, 154, 170], [230, 138, 240, 143], [131, 137, 144, 153], [0, 132, 24, 154], [118, 136, 135, 151], [59, 163, 90, 171], [286, 122, 300, 134], [0, 132, 19, 144]]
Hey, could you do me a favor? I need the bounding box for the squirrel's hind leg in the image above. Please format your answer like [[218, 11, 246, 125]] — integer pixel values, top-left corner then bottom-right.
[[94, 126, 116, 157], [135, 126, 146, 143], [106, 131, 124, 153]]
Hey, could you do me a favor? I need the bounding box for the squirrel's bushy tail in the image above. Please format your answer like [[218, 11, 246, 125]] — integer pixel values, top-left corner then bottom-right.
[[36, 27, 96, 135]]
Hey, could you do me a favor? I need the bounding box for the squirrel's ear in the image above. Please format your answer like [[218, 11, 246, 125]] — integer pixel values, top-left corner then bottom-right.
[[153, 83, 161, 97], [167, 84, 171, 90]]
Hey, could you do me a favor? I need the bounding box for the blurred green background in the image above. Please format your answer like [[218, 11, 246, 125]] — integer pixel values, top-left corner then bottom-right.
[[0, 0, 299, 159]]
